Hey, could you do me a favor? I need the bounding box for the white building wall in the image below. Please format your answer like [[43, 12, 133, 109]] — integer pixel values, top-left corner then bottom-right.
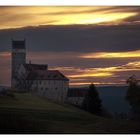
[[30, 80, 69, 102], [12, 64, 27, 90]]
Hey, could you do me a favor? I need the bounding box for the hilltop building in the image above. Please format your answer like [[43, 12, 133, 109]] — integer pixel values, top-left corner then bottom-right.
[[11, 40, 26, 88], [11, 40, 69, 102]]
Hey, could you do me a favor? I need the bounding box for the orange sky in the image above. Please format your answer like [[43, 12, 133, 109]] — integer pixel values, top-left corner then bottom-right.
[[1, 51, 140, 86], [0, 6, 139, 29]]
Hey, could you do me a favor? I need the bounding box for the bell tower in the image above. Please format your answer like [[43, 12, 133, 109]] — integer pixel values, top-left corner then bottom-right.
[[11, 39, 26, 88]]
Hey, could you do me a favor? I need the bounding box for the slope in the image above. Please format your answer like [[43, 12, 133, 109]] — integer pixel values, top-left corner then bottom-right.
[[0, 93, 139, 134]]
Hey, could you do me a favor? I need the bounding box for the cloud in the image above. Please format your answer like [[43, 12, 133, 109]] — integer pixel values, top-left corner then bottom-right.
[[1, 24, 140, 53], [0, 6, 140, 29], [80, 50, 140, 59], [0, 51, 10, 57], [50, 60, 140, 86]]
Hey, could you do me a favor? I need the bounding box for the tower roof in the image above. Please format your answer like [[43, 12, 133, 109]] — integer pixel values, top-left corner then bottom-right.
[[12, 40, 25, 49]]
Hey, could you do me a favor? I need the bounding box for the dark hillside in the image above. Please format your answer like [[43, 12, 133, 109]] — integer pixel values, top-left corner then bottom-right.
[[0, 93, 139, 134]]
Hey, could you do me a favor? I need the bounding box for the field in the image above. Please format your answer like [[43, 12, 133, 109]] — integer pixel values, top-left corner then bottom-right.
[[0, 93, 139, 134]]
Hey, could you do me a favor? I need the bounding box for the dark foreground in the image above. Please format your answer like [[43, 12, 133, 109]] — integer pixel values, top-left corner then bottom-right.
[[0, 93, 140, 134]]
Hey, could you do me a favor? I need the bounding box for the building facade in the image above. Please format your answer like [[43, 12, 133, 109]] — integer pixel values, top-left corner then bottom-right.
[[25, 69, 69, 102], [11, 40, 69, 102]]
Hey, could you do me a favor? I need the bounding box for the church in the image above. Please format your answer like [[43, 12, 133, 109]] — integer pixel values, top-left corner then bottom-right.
[[11, 40, 69, 102]]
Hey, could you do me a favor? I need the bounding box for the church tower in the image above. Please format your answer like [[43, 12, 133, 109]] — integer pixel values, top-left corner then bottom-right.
[[11, 40, 26, 88]]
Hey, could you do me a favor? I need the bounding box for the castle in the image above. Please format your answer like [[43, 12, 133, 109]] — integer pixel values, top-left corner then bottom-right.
[[11, 40, 69, 102]]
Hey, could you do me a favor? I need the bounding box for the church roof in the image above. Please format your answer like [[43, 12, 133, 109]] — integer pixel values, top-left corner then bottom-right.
[[26, 70, 69, 81], [24, 64, 48, 71]]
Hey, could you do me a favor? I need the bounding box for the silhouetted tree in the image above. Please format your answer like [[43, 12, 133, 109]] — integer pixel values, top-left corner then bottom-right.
[[82, 83, 102, 115], [126, 75, 140, 120]]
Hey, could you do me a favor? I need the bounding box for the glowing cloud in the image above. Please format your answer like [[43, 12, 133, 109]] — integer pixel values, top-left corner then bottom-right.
[[51, 12, 137, 25], [52, 60, 140, 86], [0, 6, 138, 29], [0, 52, 11, 57], [69, 82, 124, 86], [69, 72, 113, 78], [80, 50, 140, 59]]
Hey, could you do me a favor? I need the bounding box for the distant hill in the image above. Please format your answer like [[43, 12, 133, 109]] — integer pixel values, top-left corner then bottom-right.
[[68, 86, 131, 116], [97, 86, 131, 116]]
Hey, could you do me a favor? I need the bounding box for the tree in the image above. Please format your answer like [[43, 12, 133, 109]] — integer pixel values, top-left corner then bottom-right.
[[126, 75, 138, 86], [126, 75, 140, 120], [82, 83, 102, 115]]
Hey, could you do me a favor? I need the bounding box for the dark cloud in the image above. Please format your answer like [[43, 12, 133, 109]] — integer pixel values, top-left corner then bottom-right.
[[27, 52, 140, 68], [0, 24, 140, 52]]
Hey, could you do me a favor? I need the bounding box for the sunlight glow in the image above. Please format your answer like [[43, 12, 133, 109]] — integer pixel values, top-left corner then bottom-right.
[[51, 12, 137, 25], [0, 52, 11, 57], [0, 6, 138, 29], [80, 50, 140, 59], [69, 72, 113, 78], [69, 82, 124, 86]]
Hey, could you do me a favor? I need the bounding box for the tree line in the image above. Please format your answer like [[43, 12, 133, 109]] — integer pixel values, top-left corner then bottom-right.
[[81, 75, 140, 120]]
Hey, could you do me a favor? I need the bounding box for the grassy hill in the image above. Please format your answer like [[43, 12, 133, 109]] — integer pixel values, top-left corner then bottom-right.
[[0, 93, 139, 134]]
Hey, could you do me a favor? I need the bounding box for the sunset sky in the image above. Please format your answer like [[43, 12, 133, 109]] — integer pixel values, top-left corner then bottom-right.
[[0, 6, 140, 86]]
